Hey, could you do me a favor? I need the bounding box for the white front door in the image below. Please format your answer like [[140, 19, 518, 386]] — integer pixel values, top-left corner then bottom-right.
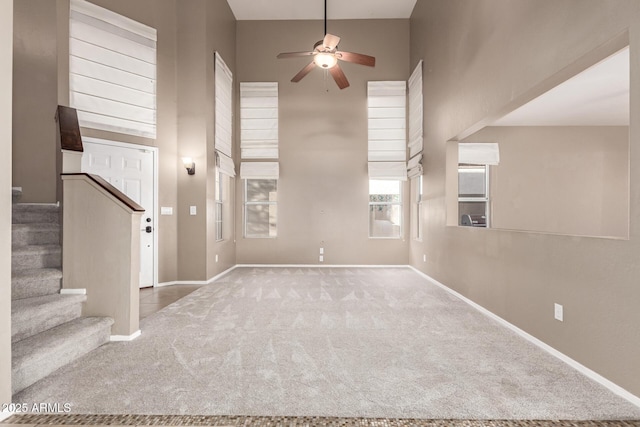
[[81, 138, 157, 288]]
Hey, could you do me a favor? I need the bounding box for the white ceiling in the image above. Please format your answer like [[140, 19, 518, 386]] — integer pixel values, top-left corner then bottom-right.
[[226, 0, 418, 20], [493, 47, 629, 127]]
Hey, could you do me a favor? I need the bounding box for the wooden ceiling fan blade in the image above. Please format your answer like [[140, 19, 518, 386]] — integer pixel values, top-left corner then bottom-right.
[[291, 62, 316, 83], [277, 51, 315, 59], [329, 64, 350, 89], [323, 33, 341, 50], [337, 51, 376, 67]]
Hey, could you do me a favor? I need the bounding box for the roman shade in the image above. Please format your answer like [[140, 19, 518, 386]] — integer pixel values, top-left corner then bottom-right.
[[240, 162, 280, 180], [407, 61, 424, 180], [216, 152, 235, 177], [368, 81, 407, 180], [458, 143, 500, 165], [408, 61, 423, 160], [407, 153, 423, 179], [215, 52, 235, 176], [69, 0, 157, 138], [368, 162, 407, 181], [240, 82, 279, 159]]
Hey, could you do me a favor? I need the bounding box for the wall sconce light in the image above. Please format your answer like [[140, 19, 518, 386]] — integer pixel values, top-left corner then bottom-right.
[[182, 157, 195, 175]]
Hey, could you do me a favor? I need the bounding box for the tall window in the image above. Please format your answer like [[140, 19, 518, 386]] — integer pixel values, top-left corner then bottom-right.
[[215, 168, 223, 241], [458, 164, 489, 227], [69, 0, 157, 138], [245, 179, 277, 238], [369, 180, 402, 239], [415, 176, 423, 240]]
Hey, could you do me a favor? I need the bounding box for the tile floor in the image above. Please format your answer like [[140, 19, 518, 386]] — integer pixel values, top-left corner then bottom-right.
[[139, 284, 205, 319]]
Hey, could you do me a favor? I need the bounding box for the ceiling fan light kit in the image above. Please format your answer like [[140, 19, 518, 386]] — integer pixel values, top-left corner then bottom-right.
[[314, 52, 338, 69], [276, 0, 376, 89]]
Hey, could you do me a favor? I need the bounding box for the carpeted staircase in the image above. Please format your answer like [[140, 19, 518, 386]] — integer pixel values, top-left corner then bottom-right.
[[11, 188, 114, 395]]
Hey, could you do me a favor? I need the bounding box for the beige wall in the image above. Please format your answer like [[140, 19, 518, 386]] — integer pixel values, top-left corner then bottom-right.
[[1, 0, 13, 410], [235, 20, 410, 265], [13, 0, 237, 283], [13, 0, 58, 203], [177, 0, 237, 281], [465, 126, 629, 238], [411, 0, 640, 396]]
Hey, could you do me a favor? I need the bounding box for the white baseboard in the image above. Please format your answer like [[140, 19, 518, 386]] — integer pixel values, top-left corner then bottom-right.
[[407, 265, 640, 409], [0, 409, 13, 422], [110, 329, 141, 342], [235, 264, 407, 268], [156, 264, 238, 287], [60, 288, 87, 295]]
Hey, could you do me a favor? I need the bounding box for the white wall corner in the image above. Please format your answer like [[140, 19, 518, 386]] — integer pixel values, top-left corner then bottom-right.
[[110, 330, 141, 342]]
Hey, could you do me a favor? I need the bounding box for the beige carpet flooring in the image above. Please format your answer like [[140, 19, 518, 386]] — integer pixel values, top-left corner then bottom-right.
[[12, 267, 640, 419]]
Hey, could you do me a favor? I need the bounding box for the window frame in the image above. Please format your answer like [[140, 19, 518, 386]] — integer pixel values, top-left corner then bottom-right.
[[415, 175, 423, 241], [244, 178, 278, 239], [458, 163, 490, 227], [368, 179, 403, 239], [215, 168, 223, 242]]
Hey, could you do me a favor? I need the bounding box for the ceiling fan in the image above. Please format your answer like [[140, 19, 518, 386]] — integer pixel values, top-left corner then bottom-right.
[[276, 0, 376, 90]]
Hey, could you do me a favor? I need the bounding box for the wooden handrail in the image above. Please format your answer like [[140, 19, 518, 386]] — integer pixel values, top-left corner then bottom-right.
[[56, 106, 83, 152], [61, 173, 145, 212]]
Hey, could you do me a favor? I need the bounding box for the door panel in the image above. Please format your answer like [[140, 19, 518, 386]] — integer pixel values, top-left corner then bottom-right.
[[81, 139, 156, 288]]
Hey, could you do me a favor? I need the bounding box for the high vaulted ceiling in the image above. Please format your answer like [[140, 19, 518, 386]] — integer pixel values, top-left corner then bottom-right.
[[226, 0, 418, 20]]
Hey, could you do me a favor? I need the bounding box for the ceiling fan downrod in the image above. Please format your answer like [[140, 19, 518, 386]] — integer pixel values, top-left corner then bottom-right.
[[324, 0, 327, 36]]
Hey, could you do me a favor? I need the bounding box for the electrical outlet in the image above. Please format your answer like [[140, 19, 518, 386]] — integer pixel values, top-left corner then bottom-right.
[[215, 254, 219, 263], [319, 255, 324, 262], [423, 254, 427, 262], [554, 303, 563, 322], [189, 206, 197, 215], [320, 247, 324, 255]]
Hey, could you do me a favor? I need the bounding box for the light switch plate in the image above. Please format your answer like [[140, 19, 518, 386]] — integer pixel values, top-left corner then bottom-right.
[[161, 207, 173, 215], [190, 206, 197, 215], [554, 303, 564, 322]]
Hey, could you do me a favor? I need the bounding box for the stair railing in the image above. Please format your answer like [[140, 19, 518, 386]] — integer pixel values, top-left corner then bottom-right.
[[56, 106, 144, 340]]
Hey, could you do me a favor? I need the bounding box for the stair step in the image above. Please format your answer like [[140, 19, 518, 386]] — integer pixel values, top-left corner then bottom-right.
[[12, 268, 62, 300], [12, 294, 86, 343], [12, 244, 61, 271], [12, 316, 114, 394], [12, 204, 59, 224], [12, 223, 60, 247]]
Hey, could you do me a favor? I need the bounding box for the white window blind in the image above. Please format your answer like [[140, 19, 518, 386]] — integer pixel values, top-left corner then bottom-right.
[[368, 162, 407, 181], [240, 82, 278, 159], [216, 152, 236, 177], [407, 153, 423, 179], [240, 162, 280, 180], [368, 81, 406, 162], [408, 61, 423, 172], [368, 81, 407, 180], [69, 0, 156, 138], [215, 52, 235, 176], [458, 143, 500, 165]]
